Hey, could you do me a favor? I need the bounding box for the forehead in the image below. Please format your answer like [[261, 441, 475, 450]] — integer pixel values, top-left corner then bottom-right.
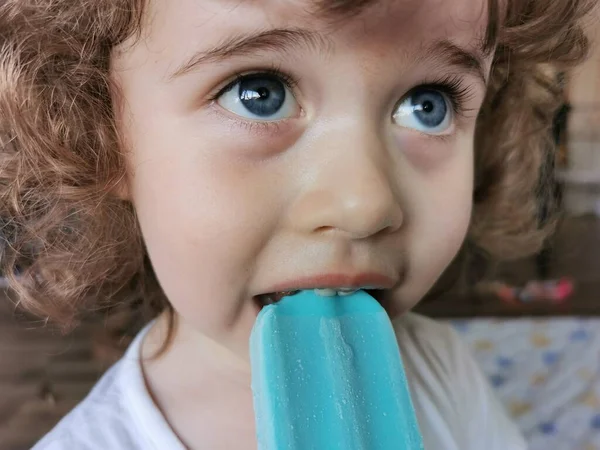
[[140, 0, 489, 57]]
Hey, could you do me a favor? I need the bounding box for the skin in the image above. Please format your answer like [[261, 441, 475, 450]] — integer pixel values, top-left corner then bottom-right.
[[111, 0, 493, 447]]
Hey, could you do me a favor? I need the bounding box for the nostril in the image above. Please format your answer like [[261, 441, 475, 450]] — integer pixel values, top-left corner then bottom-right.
[[315, 226, 334, 233]]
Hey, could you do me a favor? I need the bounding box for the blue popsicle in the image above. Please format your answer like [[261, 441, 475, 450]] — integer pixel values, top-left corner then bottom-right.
[[250, 289, 424, 450]]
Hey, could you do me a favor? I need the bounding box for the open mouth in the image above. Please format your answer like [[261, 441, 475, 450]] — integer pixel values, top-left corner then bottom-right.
[[254, 288, 386, 309]]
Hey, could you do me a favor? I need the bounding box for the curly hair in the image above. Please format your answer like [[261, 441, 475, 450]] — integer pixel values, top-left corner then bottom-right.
[[0, 0, 595, 335]]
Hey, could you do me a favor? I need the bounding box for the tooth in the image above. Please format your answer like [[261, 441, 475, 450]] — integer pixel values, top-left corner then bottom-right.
[[314, 288, 337, 297], [337, 290, 357, 296]]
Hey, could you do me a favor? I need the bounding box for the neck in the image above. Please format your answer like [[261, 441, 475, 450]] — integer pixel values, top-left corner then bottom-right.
[[142, 311, 252, 388], [140, 312, 257, 448]]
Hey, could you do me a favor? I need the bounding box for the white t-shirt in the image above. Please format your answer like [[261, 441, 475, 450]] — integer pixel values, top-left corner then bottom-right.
[[32, 313, 527, 450]]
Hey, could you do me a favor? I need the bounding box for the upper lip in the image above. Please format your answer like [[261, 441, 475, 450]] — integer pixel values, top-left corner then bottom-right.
[[264, 273, 397, 293]]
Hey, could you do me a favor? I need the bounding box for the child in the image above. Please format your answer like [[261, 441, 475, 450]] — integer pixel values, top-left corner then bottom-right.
[[0, 0, 594, 448]]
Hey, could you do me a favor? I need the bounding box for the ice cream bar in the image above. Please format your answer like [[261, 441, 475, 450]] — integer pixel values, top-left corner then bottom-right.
[[250, 289, 424, 450]]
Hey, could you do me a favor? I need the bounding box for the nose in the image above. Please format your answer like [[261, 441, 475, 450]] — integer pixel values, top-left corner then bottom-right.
[[289, 121, 404, 239]]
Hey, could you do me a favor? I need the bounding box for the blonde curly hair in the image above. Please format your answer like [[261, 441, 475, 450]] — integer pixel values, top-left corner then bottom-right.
[[0, 0, 595, 336]]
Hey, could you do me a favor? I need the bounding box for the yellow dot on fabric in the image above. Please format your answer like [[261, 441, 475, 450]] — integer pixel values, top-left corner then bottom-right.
[[508, 400, 532, 417], [531, 333, 551, 348], [474, 340, 494, 351], [578, 368, 594, 381], [531, 373, 548, 386], [579, 392, 600, 408], [583, 444, 597, 450]]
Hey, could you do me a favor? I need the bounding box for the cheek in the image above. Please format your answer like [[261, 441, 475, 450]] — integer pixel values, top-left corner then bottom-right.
[[415, 185, 471, 278], [402, 140, 473, 301], [131, 168, 273, 337], [396, 131, 468, 173], [132, 167, 245, 302], [125, 136, 281, 331]]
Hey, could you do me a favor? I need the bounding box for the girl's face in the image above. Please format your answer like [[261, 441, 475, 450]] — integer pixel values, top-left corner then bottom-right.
[[112, 0, 492, 355]]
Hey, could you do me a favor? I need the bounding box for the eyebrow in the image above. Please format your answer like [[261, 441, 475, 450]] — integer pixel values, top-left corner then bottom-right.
[[168, 29, 332, 80], [423, 39, 488, 86], [167, 28, 488, 86]]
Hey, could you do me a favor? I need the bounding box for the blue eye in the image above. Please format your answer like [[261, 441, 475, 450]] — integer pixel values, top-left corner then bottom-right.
[[217, 74, 299, 121], [392, 88, 452, 134]]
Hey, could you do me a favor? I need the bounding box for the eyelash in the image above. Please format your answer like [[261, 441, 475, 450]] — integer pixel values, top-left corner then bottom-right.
[[416, 74, 476, 118], [210, 69, 476, 121], [210, 65, 300, 102]]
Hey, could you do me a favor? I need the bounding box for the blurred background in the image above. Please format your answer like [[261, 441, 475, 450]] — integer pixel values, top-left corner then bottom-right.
[[3, 10, 600, 450]]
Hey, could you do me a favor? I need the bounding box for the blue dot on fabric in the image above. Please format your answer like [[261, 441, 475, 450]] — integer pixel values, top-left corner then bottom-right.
[[543, 351, 560, 366], [570, 329, 590, 342], [591, 414, 600, 429], [496, 356, 513, 369], [452, 321, 470, 333], [490, 374, 506, 387], [539, 422, 556, 435]]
